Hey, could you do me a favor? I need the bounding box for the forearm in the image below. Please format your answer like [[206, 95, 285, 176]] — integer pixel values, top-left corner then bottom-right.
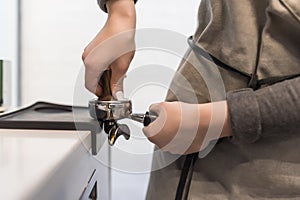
[[198, 101, 232, 142], [106, 0, 136, 18], [200, 76, 300, 144], [227, 77, 300, 143], [82, 0, 136, 60], [98, 0, 137, 13], [106, 0, 136, 35]]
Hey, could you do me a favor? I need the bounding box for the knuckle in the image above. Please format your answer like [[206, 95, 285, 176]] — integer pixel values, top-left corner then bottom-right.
[[82, 48, 88, 61], [157, 143, 166, 151], [84, 57, 102, 73], [83, 56, 92, 68], [158, 102, 167, 109], [84, 82, 92, 91], [113, 59, 130, 70], [148, 136, 158, 146]]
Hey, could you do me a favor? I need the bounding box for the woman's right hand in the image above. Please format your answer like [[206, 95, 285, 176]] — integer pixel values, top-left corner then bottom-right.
[[82, 0, 136, 98]]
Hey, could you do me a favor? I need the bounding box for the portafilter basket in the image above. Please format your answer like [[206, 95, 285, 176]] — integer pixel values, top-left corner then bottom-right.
[[89, 99, 157, 145]]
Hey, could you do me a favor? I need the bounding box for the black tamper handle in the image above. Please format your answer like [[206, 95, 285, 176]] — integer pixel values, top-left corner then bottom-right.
[[143, 112, 158, 126]]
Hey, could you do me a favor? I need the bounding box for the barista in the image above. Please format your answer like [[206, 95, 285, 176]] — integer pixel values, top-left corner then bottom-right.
[[82, 0, 300, 199]]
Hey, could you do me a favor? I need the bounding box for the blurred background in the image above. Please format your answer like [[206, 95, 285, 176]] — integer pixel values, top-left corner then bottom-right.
[[0, 0, 199, 199]]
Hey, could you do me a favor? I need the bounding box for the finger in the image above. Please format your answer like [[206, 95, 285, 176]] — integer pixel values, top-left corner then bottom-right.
[[95, 85, 102, 97], [83, 31, 135, 96], [110, 72, 125, 99], [148, 103, 162, 115], [83, 49, 108, 96], [143, 103, 161, 135], [110, 65, 127, 99], [82, 28, 107, 61], [143, 125, 157, 139], [98, 69, 114, 99], [143, 123, 164, 146], [143, 105, 166, 138], [85, 73, 103, 97], [115, 91, 125, 100], [84, 67, 102, 96]]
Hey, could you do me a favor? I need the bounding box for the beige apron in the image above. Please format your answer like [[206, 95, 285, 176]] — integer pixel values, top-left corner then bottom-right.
[[147, 0, 300, 199]]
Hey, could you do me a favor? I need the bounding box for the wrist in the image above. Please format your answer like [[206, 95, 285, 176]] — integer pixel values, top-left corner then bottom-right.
[[106, 0, 135, 18], [221, 101, 233, 138], [200, 101, 232, 140]]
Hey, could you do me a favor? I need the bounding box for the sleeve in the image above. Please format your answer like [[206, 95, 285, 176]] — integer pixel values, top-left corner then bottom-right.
[[97, 0, 138, 13], [227, 76, 300, 143]]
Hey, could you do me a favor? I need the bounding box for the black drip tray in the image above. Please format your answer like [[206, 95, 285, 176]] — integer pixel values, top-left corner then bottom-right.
[[0, 101, 102, 155]]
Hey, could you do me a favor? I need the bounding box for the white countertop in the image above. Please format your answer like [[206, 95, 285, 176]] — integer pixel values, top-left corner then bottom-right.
[[0, 129, 95, 200]]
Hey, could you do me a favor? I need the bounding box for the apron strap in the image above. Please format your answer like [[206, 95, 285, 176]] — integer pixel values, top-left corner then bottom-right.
[[175, 153, 198, 200]]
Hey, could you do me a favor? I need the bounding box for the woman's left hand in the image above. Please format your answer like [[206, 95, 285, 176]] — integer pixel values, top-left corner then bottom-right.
[[143, 101, 232, 155]]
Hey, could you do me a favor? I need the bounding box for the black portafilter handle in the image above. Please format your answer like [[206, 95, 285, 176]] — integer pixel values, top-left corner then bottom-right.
[[129, 111, 158, 127], [143, 112, 158, 126]]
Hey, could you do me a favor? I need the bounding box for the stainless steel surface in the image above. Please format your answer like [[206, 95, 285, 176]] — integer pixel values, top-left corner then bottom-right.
[[89, 99, 132, 121], [89, 99, 157, 145], [130, 113, 145, 123]]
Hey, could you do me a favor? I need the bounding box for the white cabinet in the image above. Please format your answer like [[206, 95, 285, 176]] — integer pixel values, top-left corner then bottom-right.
[[0, 129, 110, 200]]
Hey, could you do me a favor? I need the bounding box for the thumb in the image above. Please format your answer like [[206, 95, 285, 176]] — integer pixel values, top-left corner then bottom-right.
[[143, 103, 165, 138], [148, 103, 163, 115]]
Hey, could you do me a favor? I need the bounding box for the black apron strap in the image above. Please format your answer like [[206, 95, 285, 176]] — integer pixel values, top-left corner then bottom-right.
[[187, 36, 252, 78], [258, 73, 300, 86], [175, 153, 198, 200]]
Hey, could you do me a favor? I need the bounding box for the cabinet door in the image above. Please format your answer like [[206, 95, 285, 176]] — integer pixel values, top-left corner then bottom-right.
[[80, 170, 98, 200]]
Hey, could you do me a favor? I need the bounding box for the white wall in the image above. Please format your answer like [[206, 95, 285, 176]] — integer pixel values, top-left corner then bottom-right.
[[21, 0, 200, 199], [0, 0, 19, 107], [21, 0, 105, 105]]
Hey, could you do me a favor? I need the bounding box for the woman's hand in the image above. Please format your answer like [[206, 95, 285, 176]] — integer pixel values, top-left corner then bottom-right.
[[82, 0, 136, 97], [143, 101, 232, 155]]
